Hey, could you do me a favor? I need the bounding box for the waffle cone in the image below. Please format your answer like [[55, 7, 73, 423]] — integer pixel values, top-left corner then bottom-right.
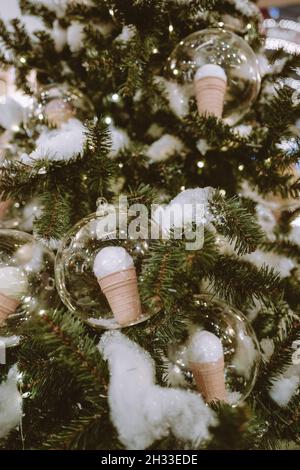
[[190, 357, 226, 403], [98, 266, 142, 326], [194, 76, 226, 119], [0, 292, 19, 327]]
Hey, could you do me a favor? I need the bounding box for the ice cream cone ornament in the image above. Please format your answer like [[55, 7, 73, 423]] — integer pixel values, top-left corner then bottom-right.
[[93, 246, 142, 326], [188, 329, 226, 403], [0, 267, 28, 326], [44, 98, 75, 127], [194, 64, 227, 119]]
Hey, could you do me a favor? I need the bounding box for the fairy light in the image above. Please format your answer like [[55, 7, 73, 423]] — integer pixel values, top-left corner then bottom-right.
[[152, 48, 159, 54], [20, 57, 26, 64], [104, 116, 112, 125], [111, 93, 120, 103], [238, 164, 244, 171], [169, 24, 174, 33], [197, 161, 205, 168], [180, 185, 185, 191], [220, 189, 226, 197]]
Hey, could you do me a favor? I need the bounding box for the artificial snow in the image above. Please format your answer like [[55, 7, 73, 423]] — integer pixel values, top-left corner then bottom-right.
[[51, 20, 67, 53], [232, 329, 258, 380], [115, 25, 136, 43], [155, 77, 189, 118], [0, 97, 24, 131], [0, 366, 22, 439], [109, 124, 130, 157], [243, 250, 295, 279], [67, 22, 85, 53], [146, 134, 184, 162], [260, 338, 275, 363], [99, 331, 216, 450], [20, 118, 87, 164], [269, 374, 300, 407], [153, 187, 215, 233]]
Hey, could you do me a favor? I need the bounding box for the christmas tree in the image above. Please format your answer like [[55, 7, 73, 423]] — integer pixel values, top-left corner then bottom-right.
[[0, 0, 300, 450]]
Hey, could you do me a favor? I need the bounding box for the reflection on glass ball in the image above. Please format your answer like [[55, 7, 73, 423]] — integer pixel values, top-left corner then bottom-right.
[[55, 208, 159, 330], [0, 230, 58, 347], [166, 28, 261, 124], [24, 84, 92, 135], [167, 295, 260, 406]]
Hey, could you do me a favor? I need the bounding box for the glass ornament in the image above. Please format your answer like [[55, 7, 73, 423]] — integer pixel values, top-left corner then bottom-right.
[[166, 295, 260, 406], [0, 230, 58, 347], [24, 84, 92, 135], [166, 28, 261, 124], [55, 206, 159, 330]]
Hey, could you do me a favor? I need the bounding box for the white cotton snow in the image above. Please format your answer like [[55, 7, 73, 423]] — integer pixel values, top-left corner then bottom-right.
[[109, 124, 130, 157], [115, 25, 136, 43], [0, 97, 24, 131], [93, 246, 133, 278], [231, 329, 258, 379], [20, 118, 87, 164], [146, 134, 184, 162], [243, 250, 295, 279], [0, 366, 23, 439], [196, 139, 211, 156], [188, 330, 223, 363], [260, 338, 275, 363], [153, 187, 215, 233], [269, 375, 300, 407], [154, 77, 189, 118], [51, 20, 67, 53], [67, 22, 85, 53], [29, 0, 69, 17], [99, 331, 216, 450], [269, 360, 300, 407], [229, 0, 260, 18]]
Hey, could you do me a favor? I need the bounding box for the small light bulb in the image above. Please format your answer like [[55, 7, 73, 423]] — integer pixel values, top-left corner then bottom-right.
[[180, 185, 185, 191], [220, 189, 226, 196], [238, 164, 244, 171], [169, 24, 174, 33], [197, 161, 205, 168], [104, 116, 112, 125], [20, 57, 26, 64], [152, 48, 158, 54], [111, 93, 120, 103]]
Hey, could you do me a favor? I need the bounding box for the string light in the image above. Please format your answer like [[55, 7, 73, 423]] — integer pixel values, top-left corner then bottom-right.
[[111, 93, 120, 103], [238, 164, 244, 171], [169, 24, 174, 33], [19, 57, 26, 64], [197, 161, 205, 168], [104, 116, 112, 125], [220, 189, 226, 196], [180, 185, 185, 191]]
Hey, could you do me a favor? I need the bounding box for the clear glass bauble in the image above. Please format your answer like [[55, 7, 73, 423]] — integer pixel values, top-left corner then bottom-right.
[[24, 84, 92, 135], [166, 295, 260, 406], [0, 198, 42, 232], [0, 230, 58, 347], [166, 28, 261, 124], [55, 206, 159, 330]]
